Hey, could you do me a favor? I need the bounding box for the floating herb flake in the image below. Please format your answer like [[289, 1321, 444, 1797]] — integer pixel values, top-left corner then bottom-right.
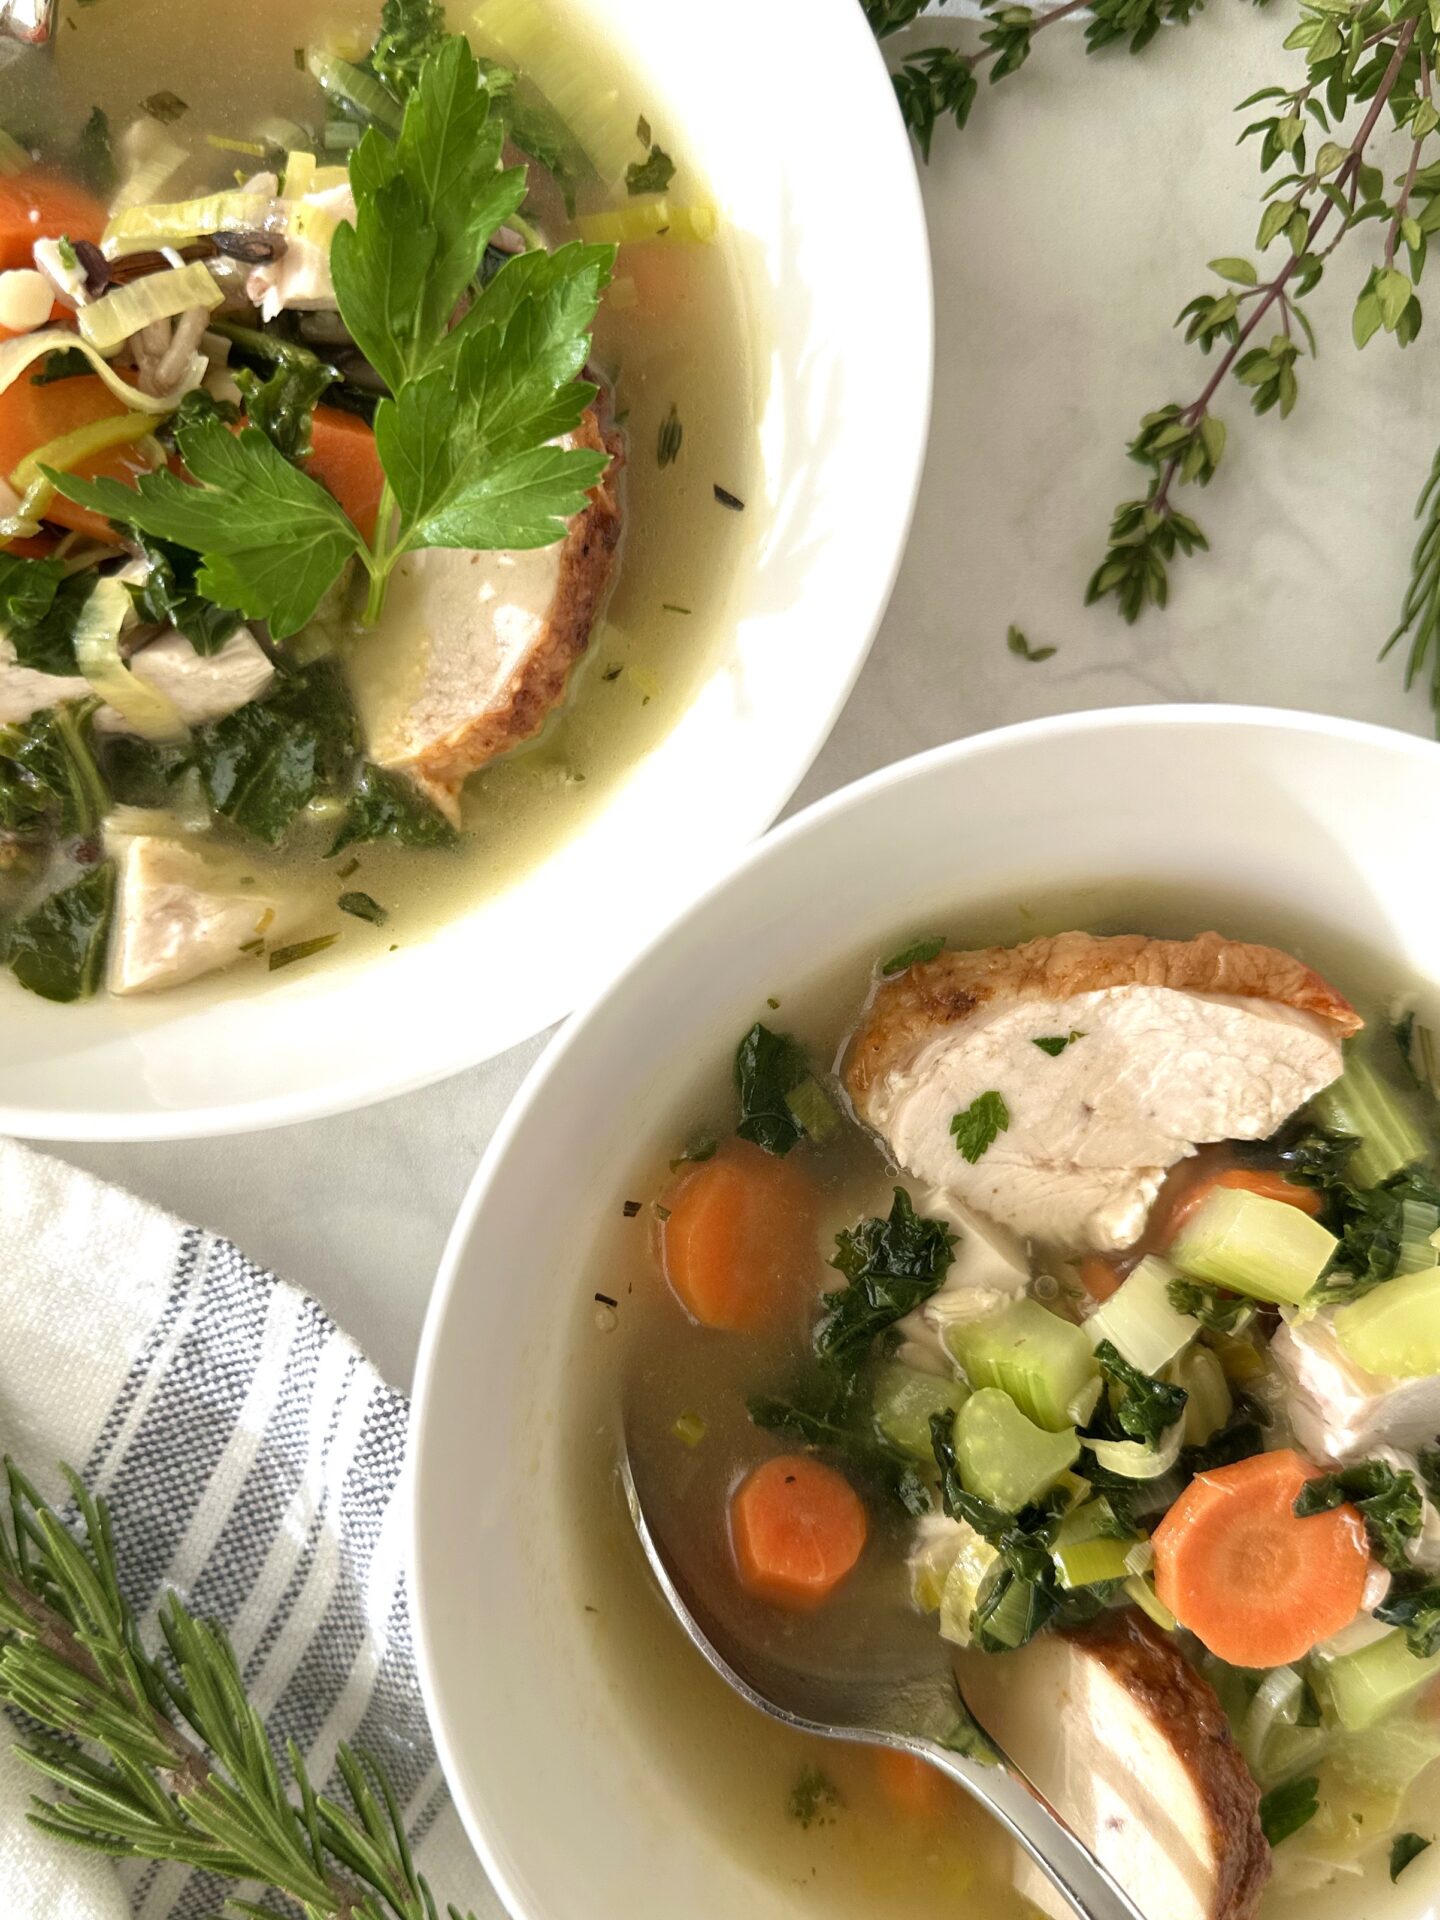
[[788, 1766, 842, 1830], [1007, 624, 1057, 663], [881, 936, 944, 975], [657, 403, 683, 469], [622, 1199, 642, 1218], [1032, 1030, 1084, 1056], [713, 484, 745, 511], [636, 114, 652, 147], [626, 144, 675, 195], [140, 91, 189, 124], [1392, 1833, 1432, 1882], [267, 933, 339, 972], [338, 890, 387, 925]]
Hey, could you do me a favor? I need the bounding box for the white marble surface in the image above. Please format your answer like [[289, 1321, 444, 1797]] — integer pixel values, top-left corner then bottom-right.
[[37, 5, 1438, 1391]]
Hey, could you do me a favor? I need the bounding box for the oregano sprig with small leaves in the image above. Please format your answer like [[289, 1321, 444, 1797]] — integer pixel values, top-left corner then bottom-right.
[[864, 0, 1221, 158], [1088, 5, 1438, 642]]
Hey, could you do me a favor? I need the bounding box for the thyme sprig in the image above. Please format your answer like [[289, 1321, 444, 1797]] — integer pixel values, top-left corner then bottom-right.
[[864, 0, 1211, 157], [1088, 3, 1439, 643], [0, 1460, 473, 1920]]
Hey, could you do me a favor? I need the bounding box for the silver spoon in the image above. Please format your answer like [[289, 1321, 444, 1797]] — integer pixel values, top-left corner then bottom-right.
[[618, 1445, 1145, 1920]]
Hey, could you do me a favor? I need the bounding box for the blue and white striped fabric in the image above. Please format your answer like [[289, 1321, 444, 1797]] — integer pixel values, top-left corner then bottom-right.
[[0, 1137, 499, 1920]]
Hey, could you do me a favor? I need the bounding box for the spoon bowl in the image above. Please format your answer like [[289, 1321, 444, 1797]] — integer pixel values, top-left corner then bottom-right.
[[618, 1443, 1145, 1920]]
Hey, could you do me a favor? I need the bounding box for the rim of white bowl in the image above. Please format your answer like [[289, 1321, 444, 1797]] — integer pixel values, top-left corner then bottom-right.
[[2, 0, 933, 1144], [409, 699, 1439, 1918]]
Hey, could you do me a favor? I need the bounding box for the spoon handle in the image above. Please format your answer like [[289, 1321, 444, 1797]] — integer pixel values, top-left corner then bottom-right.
[[918, 1742, 1146, 1920]]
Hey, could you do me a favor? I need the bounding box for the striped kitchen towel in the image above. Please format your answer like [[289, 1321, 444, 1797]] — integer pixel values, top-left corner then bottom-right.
[[0, 1136, 501, 1920]]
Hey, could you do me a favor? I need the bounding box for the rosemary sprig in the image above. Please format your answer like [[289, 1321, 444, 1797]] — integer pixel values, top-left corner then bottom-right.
[[1089, 2, 1436, 638], [865, 0, 1218, 157], [0, 1459, 472, 1920]]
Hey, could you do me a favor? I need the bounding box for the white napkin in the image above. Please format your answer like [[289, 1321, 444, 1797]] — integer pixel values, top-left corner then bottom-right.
[[0, 1137, 501, 1920]]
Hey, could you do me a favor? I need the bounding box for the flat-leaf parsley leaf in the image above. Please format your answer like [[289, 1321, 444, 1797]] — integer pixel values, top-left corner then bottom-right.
[[950, 1090, 1010, 1163]]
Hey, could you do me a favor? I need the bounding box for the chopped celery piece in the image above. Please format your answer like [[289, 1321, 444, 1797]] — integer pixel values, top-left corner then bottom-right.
[[74, 577, 186, 744], [1169, 1188, 1336, 1307], [936, 1529, 1001, 1647], [103, 191, 272, 256], [1086, 1255, 1197, 1374], [1088, 1418, 1185, 1481], [946, 1300, 1101, 1432], [872, 1361, 968, 1463], [784, 1075, 839, 1144], [1124, 1573, 1177, 1631], [955, 1388, 1078, 1512], [79, 262, 224, 356], [1393, 1197, 1440, 1275], [283, 150, 317, 201], [1311, 1054, 1429, 1188], [1330, 1717, 1440, 1793], [671, 1411, 705, 1448], [1314, 1628, 1440, 1731], [1334, 1267, 1440, 1377], [306, 48, 403, 131], [1171, 1345, 1232, 1447], [576, 200, 719, 246], [974, 1571, 1041, 1650], [1052, 1497, 1141, 1589]]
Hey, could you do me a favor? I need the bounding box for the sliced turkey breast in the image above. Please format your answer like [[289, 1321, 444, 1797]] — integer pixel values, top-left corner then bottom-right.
[[345, 407, 622, 825], [846, 932, 1359, 1252], [107, 823, 304, 995], [0, 639, 90, 724], [959, 1611, 1269, 1920], [2, 627, 273, 733], [1272, 1312, 1440, 1466]]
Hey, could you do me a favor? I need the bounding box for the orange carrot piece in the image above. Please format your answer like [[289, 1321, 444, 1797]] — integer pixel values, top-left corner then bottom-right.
[[0, 374, 150, 544], [1154, 1164, 1321, 1249], [302, 404, 385, 543], [658, 1139, 815, 1332], [873, 1746, 960, 1823], [1078, 1255, 1125, 1304], [0, 172, 107, 272], [730, 1454, 867, 1611], [1152, 1448, 1369, 1666]]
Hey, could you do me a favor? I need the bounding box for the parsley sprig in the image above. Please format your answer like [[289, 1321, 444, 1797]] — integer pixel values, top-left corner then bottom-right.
[[52, 35, 614, 637]]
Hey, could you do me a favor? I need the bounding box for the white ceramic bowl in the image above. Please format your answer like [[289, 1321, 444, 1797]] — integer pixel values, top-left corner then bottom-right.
[[0, 0, 929, 1141], [411, 707, 1440, 1920]]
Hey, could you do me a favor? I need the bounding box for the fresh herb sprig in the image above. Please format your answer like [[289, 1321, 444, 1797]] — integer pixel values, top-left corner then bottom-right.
[[1087, 6, 1440, 653], [0, 1459, 480, 1920], [52, 35, 614, 635], [865, 0, 1212, 159]]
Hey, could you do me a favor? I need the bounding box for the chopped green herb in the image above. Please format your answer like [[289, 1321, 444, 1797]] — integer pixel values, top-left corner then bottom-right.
[[1032, 1030, 1084, 1056], [55, 236, 78, 273], [6, 861, 115, 1003], [713, 484, 745, 511], [1392, 1833, 1432, 1882], [1093, 1339, 1188, 1446], [880, 936, 944, 975], [1295, 1458, 1423, 1573], [30, 346, 91, 386], [327, 763, 457, 855], [625, 144, 676, 195], [601, 664, 622, 682], [819, 1187, 955, 1380], [657, 403, 683, 468], [734, 1022, 812, 1155], [268, 933, 339, 973], [336, 856, 360, 881], [788, 1766, 841, 1830], [1258, 1775, 1320, 1847], [338, 890, 388, 926], [622, 1199, 642, 1218], [668, 1134, 717, 1172], [660, 603, 691, 614], [766, 995, 780, 1009], [71, 106, 115, 196], [949, 1090, 1010, 1164], [671, 1411, 706, 1448], [1007, 624, 1057, 663], [1166, 1276, 1253, 1334], [140, 91, 188, 124], [636, 113, 652, 147]]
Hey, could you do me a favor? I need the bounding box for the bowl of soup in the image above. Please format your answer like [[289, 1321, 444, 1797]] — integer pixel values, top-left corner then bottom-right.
[[411, 706, 1440, 1920], [0, 0, 929, 1138]]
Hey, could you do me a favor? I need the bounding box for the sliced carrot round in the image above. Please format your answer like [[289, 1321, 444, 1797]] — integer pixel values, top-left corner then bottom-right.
[[0, 172, 107, 272], [658, 1139, 815, 1332], [873, 1746, 961, 1822], [730, 1454, 868, 1611], [0, 373, 151, 543], [302, 404, 385, 542], [1153, 1448, 1369, 1667]]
